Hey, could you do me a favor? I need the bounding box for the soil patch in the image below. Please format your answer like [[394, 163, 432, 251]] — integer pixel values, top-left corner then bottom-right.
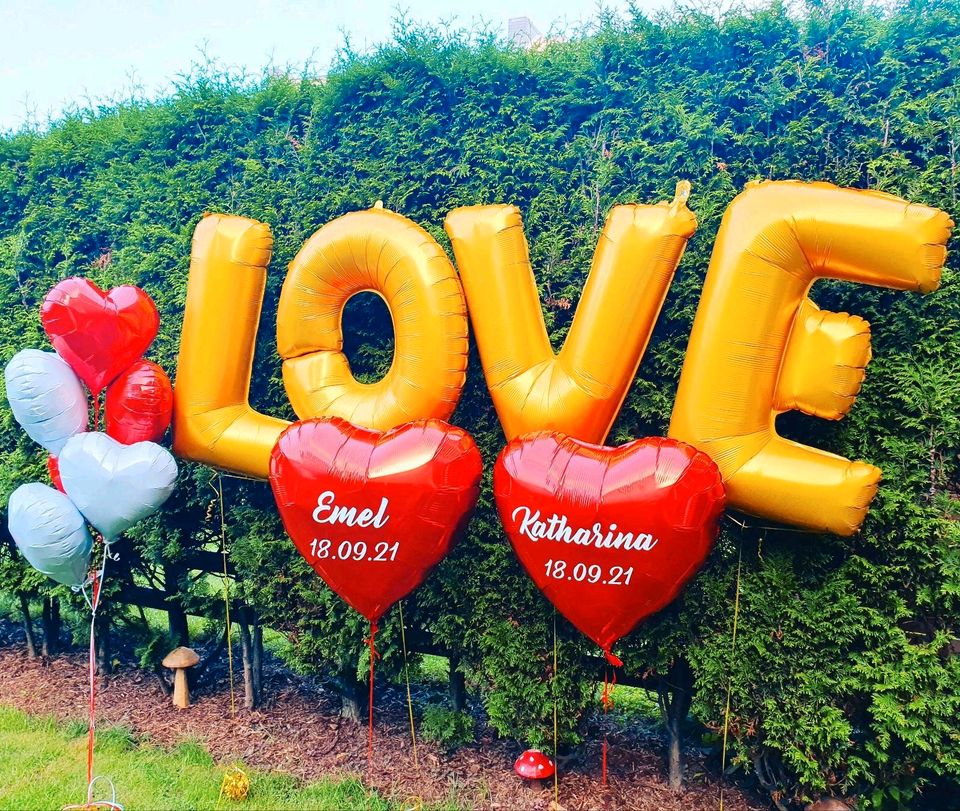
[[0, 640, 766, 810]]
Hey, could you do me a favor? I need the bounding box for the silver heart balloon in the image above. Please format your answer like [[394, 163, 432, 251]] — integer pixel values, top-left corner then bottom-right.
[[4, 349, 88, 454], [58, 432, 178, 540], [8, 482, 93, 587]]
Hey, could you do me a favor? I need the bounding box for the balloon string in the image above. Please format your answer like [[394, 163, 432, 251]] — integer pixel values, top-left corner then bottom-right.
[[92, 390, 100, 432], [398, 602, 419, 768], [598, 646, 621, 787], [601, 671, 608, 787], [87, 581, 96, 788], [86, 542, 108, 799], [724, 513, 809, 535], [210, 473, 236, 716], [719, 534, 745, 811], [366, 620, 379, 776], [552, 611, 559, 807]]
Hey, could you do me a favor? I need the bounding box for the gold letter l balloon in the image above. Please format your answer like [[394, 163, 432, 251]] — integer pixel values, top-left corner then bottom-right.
[[172, 214, 289, 477], [669, 181, 953, 536]]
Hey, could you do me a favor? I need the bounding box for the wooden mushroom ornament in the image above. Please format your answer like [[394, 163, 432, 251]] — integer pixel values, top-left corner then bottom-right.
[[162, 646, 199, 708]]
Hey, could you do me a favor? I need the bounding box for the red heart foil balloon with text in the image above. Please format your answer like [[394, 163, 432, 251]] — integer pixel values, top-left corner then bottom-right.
[[270, 418, 483, 622], [41, 278, 160, 396], [495, 433, 725, 660], [105, 360, 173, 444]]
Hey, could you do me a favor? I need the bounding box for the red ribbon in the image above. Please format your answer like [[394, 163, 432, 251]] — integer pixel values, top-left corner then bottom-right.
[[600, 654, 620, 787]]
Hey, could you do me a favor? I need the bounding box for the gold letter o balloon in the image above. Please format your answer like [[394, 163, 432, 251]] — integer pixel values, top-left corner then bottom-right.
[[277, 205, 468, 429]]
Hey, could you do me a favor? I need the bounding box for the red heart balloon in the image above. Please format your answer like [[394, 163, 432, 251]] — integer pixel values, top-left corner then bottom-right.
[[494, 433, 725, 659], [270, 418, 483, 622], [47, 455, 65, 493], [41, 278, 159, 396], [105, 360, 173, 445]]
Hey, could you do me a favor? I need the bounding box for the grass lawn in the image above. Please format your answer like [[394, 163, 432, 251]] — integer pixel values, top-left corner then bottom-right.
[[0, 706, 393, 810]]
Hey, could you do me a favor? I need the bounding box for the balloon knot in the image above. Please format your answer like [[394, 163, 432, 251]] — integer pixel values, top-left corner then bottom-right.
[[366, 621, 380, 661], [603, 649, 623, 668]]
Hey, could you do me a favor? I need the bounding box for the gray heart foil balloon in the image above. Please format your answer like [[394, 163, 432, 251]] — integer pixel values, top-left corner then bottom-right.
[[58, 432, 178, 540], [8, 482, 93, 587], [4, 349, 88, 454]]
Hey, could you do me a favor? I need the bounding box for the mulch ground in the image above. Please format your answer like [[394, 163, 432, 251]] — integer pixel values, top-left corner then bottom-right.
[[0, 637, 767, 811]]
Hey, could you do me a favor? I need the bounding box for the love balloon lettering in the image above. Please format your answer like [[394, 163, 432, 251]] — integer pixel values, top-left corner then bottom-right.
[[173, 181, 954, 537]]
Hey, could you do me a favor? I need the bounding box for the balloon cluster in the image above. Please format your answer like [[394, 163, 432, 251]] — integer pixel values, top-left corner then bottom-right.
[[172, 182, 953, 668], [5, 278, 178, 587]]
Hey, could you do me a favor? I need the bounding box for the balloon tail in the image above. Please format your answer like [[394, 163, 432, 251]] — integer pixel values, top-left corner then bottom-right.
[[603, 648, 623, 667], [87, 589, 96, 788]]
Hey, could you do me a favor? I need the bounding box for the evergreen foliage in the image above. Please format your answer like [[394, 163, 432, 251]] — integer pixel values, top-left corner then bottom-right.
[[0, 1, 958, 806]]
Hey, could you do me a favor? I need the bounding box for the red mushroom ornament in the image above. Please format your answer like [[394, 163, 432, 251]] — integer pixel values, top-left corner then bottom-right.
[[514, 749, 555, 781]]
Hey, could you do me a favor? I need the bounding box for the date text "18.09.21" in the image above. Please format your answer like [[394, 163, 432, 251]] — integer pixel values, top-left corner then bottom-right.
[[309, 539, 400, 562], [544, 559, 634, 585]]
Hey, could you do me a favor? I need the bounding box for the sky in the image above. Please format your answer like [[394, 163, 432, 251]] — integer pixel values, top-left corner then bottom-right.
[[0, 0, 690, 133]]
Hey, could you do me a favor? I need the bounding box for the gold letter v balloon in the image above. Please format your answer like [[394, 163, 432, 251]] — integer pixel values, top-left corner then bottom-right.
[[445, 181, 697, 443]]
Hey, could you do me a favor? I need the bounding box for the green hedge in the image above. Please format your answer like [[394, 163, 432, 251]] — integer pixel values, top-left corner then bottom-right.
[[1, 1, 959, 807]]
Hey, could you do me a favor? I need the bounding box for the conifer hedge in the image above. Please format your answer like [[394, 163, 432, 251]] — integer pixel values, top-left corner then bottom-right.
[[1, 1, 959, 806]]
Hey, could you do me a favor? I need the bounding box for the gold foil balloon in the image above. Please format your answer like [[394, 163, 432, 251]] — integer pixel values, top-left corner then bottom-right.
[[173, 214, 287, 478], [277, 204, 468, 427], [173, 207, 469, 479], [669, 181, 953, 536], [445, 182, 696, 444]]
